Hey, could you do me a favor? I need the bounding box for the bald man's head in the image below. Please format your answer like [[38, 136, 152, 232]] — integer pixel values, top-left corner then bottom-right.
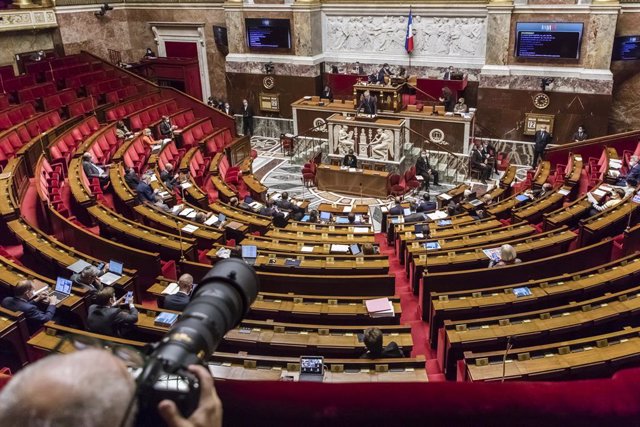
[[0, 349, 136, 427]]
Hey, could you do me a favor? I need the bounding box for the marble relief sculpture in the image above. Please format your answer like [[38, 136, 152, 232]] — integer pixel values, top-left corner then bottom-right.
[[370, 128, 394, 160], [336, 125, 355, 155], [325, 15, 486, 58]]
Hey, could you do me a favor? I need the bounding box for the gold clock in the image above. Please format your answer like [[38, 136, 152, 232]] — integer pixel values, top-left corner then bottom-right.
[[263, 76, 275, 90], [533, 92, 550, 110]]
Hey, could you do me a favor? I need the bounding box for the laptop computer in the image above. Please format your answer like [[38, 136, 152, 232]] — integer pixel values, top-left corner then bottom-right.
[[350, 244, 361, 255], [241, 245, 258, 266], [67, 259, 92, 275], [299, 356, 324, 382], [52, 277, 73, 302], [214, 213, 226, 227], [335, 216, 350, 224], [99, 260, 124, 285], [320, 211, 331, 221], [403, 208, 412, 216]]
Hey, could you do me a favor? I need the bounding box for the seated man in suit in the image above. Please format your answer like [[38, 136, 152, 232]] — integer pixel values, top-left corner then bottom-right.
[[82, 152, 110, 189], [572, 125, 588, 142], [415, 150, 439, 190], [71, 265, 103, 295], [346, 212, 362, 225], [470, 141, 491, 183], [360, 327, 404, 359], [160, 163, 179, 191], [276, 192, 304, 221], [87, 287, 138, 338], [388, 197, 404, 216], [321, 85, 334, 102], [123, 167, 140, 188], [416, 193, 437, 213], [617, 155, 640, 185], [136, 175, 169, 210], [159, 116, 178, 139], [1, 280, 57, 334], [115, 120, 133, 140], [164, 274, 194, 312], [258, 200, 278, 217], [342, 149, 358, 168]]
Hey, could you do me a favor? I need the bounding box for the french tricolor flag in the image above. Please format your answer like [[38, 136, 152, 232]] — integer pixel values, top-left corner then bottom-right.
[[405, 11, 414, 54]]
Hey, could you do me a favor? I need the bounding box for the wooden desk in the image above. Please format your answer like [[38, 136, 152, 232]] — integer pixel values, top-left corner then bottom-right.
[[353, 83, 404, 113], [316, 164, 389, 198], [317, 203, 369, 215]]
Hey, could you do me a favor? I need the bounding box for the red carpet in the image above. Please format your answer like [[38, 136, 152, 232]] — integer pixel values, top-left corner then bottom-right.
[[375, 233, 440, 378]]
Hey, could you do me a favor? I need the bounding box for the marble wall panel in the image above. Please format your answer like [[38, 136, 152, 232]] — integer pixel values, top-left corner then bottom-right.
[[485, 11, 511, 66], [323, 62, 481, 81], [0, 29, 54, 69], [582, 12, 618, 70], [225, 10, 246, 55], [480, 74, 613, 94]]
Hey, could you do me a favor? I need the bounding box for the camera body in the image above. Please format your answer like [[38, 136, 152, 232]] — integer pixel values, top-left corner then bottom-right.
[[133, 258, 259, 426]]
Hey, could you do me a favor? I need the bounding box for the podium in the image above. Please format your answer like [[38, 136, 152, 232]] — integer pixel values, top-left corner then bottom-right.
[[327, 114, 405, 166], [353, 83, 404, 113]]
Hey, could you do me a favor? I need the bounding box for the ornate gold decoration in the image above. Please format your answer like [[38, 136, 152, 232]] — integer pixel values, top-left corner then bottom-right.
[[533, 93, 550, 110], [262, 76, 275, 90]]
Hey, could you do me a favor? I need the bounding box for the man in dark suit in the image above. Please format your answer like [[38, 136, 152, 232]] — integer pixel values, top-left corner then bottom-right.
[[376, 63, 391, 84], [82, 152, 109, 188], [572, 125, 588, 142], [416, 193, 437, 213], [443, 66, 454, 80], [360, 327, 404, 359], [222, 102, 233, 116], [343, 149, 357, 168], [70, 265, 103, 295], [353, 61, 364, 74], [532, 125, 552, 167], [470, 142, 491, 183], [321, 85, 334, 102], [415, 150, 439, 190], [160, 163, 178, 190], [164, 274, 193, 311], [388, 197, 404, 216], [258, 200, 278, 217], [275, 192, 303, 220], [1, 280, 57, 334], [87, 287, 138, 337], [356, 91, 377, 116], [123, 167, 139, 188], [136, 175, 169, 209], [159, 116, 178, 139], [241, 99, 254, 136]]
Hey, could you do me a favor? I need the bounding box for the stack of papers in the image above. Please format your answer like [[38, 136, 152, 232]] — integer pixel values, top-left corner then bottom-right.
[[180, 182, 192, 189], [155, 312, 179, 327], [204, 214, 219, 226], [342, 206, 352, 213], [216, 248, 231, 259], [558, 188, 570, 196], [300, 246, 314, 253], [161, 282, 179, 295], [171, 204, 184, 214], [330, 244, 350, 253], [439, 193, 452, 200], [427, 211, 448, 221], [353, 227, 369, 233], [179, 208, 194, 217], [182, 224, 199, 234], [365, 298, 395, 318]]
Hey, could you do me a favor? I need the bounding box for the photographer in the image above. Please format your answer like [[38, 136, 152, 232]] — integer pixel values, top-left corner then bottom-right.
[[0, 348, 222, 427]]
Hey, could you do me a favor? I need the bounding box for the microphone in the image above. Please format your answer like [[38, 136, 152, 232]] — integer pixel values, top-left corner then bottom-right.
[[174, 218, 186, 261], [500, 335, 514, 383]]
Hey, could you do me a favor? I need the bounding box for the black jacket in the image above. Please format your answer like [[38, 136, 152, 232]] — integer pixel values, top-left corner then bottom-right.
[[343, 154, 357, 168], [534, 130, 552, 152], [360, 341, 405, 359], [87, 304, 138, 337], [164, 292, 190, 312], [1, 297, 56, 334], [415, 156, 431, 177]]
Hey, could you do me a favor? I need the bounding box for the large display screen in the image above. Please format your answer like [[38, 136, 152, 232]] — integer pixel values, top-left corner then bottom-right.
[[612, 36, 640, 61], [515, 22, 583, 59], [246, 18, 291, 50]]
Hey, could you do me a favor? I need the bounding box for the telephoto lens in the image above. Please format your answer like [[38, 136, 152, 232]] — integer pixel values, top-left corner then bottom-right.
[[134, 258, 259, 426]]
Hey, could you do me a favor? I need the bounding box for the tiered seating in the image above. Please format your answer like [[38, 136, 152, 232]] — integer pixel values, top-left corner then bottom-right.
[[177, 117, 216, 148], [48, 115, 101, 168], [3, 74, 36, 94], [127, 99, 179, 131], [0, 104, 36, 131], [104, 91, 162, 122], [41, 88, 78, 112], [16, 81, 56, 105], [121, 134, 152, 173]]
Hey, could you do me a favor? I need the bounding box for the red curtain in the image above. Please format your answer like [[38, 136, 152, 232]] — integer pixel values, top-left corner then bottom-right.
[[164, 41, 198, 59]]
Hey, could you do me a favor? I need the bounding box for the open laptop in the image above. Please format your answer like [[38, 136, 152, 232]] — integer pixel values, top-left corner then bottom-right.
[[403, 208, 412, 216], [214, 213, 226, 227], [320, 211, 331, 222], [51, 277, 73, 302], [299, 356, 324, 382], [67, 259, 92, 275], [241, 245, 258, 266], [99, 260, 124, 285]]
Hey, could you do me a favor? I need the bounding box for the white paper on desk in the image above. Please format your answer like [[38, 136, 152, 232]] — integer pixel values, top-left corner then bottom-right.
[[343, 206, 352, 213], [330, 244, 350, 253], [600, 185, 613, 192], [340, 166, 348, 170], [171, 204, 184, 214], [179, 208, 194, 216], [300, 246, 314, 253], [148, 174, 158, 182], [295, 200, 303, 207], [348, 168, 356, 172], [587, 193, 598, 204], [415, 233, 424, 239], [558, 188, 570, 196], [271, 193, 282, 201], [162, 282, 179, 295], [439, 193, 452, 200], [182, 224, 199, 234], [187, 211, 197, 219], [204, 214, 219, 226], [427, 210, 448, 220], [353, 227, 369, 233], [592, 189, 606, 197], [216, 248, 231, 259], [151, 144, 162, 152], [180, 182, 192, 189], [416, 176, 424, 181], [158, 191, 169, 198]]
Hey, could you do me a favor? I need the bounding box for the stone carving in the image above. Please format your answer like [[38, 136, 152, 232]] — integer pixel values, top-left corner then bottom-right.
[[370, 128, 394, 160], [336, 125, 355, 155], [325, 15, 486, 57]]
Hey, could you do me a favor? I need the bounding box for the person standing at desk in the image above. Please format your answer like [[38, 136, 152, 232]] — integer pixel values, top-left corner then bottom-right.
[[376, 63, 391, 84], [443, 66, 454, 80], [343, 149, 357, 168], [532, 125, 552, 167], [572, 125, 588, 142], [356, 91, 377, 116], [321, 85, 334, 102], [241, 99, 254, 137]]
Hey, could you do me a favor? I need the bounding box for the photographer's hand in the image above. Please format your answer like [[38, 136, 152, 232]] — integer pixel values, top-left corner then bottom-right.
[[158, 365, 222, 427]]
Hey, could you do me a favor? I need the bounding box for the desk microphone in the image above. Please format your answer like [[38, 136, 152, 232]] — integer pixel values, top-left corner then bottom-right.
[[500, 335, 514, 383], [174, 218, 186, 261], [359, 182, 363, 205]]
